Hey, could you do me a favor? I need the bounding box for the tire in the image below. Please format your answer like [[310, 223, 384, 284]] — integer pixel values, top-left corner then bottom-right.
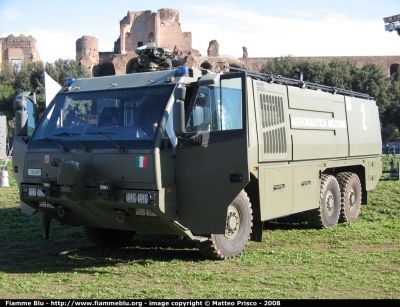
[[85, 227, 135, 246], [307, 174, 341, 228], [336, 172, 362, 223], [198, 191, 253, 260]]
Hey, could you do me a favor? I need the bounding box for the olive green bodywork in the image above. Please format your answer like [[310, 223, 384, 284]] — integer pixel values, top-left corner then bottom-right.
[[248, 79, 381, 224], [12, 67, 382, 249]]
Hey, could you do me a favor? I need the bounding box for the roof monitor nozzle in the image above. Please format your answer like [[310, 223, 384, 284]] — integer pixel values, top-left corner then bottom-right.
[[133, 42, 173, 72]]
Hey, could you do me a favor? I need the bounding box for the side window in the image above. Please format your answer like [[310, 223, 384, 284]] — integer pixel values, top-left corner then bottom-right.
[[26, 98, 36, 136], [186, 77, 243, 132], [220, 78, 242, 130], [186, 91, 212, 132]]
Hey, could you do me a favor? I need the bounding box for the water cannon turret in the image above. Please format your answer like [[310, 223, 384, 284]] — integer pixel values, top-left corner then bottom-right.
[[133, 42, 174, 72]]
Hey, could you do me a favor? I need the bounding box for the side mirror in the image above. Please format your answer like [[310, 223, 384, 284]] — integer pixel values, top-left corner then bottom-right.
[[198, 73, 220, 86], [13, 92, 38, 137], [15, 110, 28, 136], [174, 87, 186, 101], [14, 97, 27, 111], [173, 100, 186, 134]]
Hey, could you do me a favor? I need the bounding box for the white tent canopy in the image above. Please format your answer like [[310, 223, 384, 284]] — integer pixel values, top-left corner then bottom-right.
[[44, 72, 61, 108]]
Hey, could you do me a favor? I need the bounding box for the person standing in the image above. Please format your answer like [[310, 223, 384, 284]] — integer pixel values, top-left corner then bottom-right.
[[392, 145, 396, 156]]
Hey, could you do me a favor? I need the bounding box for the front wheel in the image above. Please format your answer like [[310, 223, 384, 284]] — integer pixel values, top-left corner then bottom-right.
[[198, 191, 253, 260]]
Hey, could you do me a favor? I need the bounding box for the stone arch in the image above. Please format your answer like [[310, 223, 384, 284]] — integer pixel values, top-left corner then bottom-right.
[[229, 63, 241, 69], [200, 61, 212, 70], [148, 32, 155, 43], [93, 62, 115, 77], [390, 64, 399, 81], [126, 58, 137, 74]]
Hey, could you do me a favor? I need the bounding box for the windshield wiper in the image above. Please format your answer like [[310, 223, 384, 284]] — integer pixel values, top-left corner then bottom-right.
[[86, 131, 123, 150], [41, 138, 66, 150], [177, 132, 210, 145], [53, 132, 87, 150]]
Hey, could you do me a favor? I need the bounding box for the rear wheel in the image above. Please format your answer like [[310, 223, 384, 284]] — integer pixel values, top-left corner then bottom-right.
[[307, 174, 341, 228], [336, 172, 362, 222], [85, 227, 135, 246], [198, 191, 253, 260]]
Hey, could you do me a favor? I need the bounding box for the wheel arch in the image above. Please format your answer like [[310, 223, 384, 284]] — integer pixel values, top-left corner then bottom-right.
[[244, 173, 263, 242]]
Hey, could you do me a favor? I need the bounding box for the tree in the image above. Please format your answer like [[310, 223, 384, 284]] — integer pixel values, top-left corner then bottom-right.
[[0, 80, 16, 119], [44, 59, 90, 86], [0, 59, 90, 120]]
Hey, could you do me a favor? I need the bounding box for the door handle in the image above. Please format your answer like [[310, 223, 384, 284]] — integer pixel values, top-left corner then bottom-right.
[[230, 173, 243, 183]]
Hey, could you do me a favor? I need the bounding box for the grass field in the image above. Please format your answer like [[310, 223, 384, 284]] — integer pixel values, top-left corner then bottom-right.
[[0, 158, 399, 299]]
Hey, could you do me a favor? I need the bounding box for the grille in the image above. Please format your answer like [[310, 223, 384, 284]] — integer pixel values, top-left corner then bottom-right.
[[260, 94, 285, 127], [130, 208, 157, 217], [260, 93, 287, 155], [263, 127, 287, 154]]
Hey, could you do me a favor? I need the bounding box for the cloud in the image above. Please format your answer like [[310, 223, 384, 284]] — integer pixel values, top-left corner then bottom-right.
[[0, 9, 20, 21], [182, 4, 400, 58], [30, 28, 77, 63]]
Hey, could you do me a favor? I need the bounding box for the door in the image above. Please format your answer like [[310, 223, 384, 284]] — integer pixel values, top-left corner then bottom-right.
[[13, 95, 37, 187], [175, 73, 250, 234]]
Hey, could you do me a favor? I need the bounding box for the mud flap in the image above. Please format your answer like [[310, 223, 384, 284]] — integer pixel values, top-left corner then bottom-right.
[[21, 201, 37, 216]]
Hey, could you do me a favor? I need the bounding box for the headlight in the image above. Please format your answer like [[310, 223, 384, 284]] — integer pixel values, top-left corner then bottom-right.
[[27, 187, 45, 197], [125, 192, 156, 204], [37, 189, 45, 197], [137, 193, 149, 204], [125, 193, 137, 203], [28, 188, 37, 197]]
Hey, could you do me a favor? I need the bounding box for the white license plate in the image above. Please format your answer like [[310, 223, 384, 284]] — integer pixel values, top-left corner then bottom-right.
[[28, 169, 41, 176]]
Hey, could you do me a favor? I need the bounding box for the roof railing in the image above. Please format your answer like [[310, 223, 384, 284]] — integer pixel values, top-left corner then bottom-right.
[[226, 66, 374, 100]]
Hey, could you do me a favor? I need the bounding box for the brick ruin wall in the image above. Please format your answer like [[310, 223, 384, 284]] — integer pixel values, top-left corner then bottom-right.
[[114, 8, 197, 58], [76, 36, 99, 70], [1, 10, 398, 80], [84, 8, 400, 78], [240, 55, 400, 79], [0, 34, 41, 63]]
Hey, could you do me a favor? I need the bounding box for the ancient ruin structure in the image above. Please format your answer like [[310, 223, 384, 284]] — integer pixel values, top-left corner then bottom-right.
[[76, 36, 99, 74], [73, 7, 400, 80], [76, 8, 201, 76], [0, 34, 41, 66], [115, 9, 196, 56], [242, 46, 248, 59], [207, 40, 220, 57], [240, 55, 400, 82], [2, 9, 396, 82]]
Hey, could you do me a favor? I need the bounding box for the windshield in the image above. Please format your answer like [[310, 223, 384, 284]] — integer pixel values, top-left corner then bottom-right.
[[29, 85, 175, 149]]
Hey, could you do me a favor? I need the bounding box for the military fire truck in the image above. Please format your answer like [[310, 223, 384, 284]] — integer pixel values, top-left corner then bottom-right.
[[13, 43, 382, 259]]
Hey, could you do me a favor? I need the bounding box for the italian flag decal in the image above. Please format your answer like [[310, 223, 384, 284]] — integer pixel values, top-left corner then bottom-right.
[[136, 156, 148, 168]]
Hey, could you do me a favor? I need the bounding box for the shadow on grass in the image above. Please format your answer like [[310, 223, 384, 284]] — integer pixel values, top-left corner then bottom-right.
[[263, 211, 317, 231], [379, 177, 399, 181], [0, 232, 203, 274], [0, 207, 320, 274], [0, 206, 205, 274]]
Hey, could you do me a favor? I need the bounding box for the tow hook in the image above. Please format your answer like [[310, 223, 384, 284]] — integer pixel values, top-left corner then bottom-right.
[[57, 206, 65, 217], [116, 210, 125, 223]]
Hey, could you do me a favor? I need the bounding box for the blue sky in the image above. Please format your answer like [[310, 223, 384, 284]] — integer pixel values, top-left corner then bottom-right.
[[1, 0, 400, 63]]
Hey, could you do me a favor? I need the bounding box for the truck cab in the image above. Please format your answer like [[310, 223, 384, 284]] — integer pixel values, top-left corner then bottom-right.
[[13, 58, 382, 260]]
